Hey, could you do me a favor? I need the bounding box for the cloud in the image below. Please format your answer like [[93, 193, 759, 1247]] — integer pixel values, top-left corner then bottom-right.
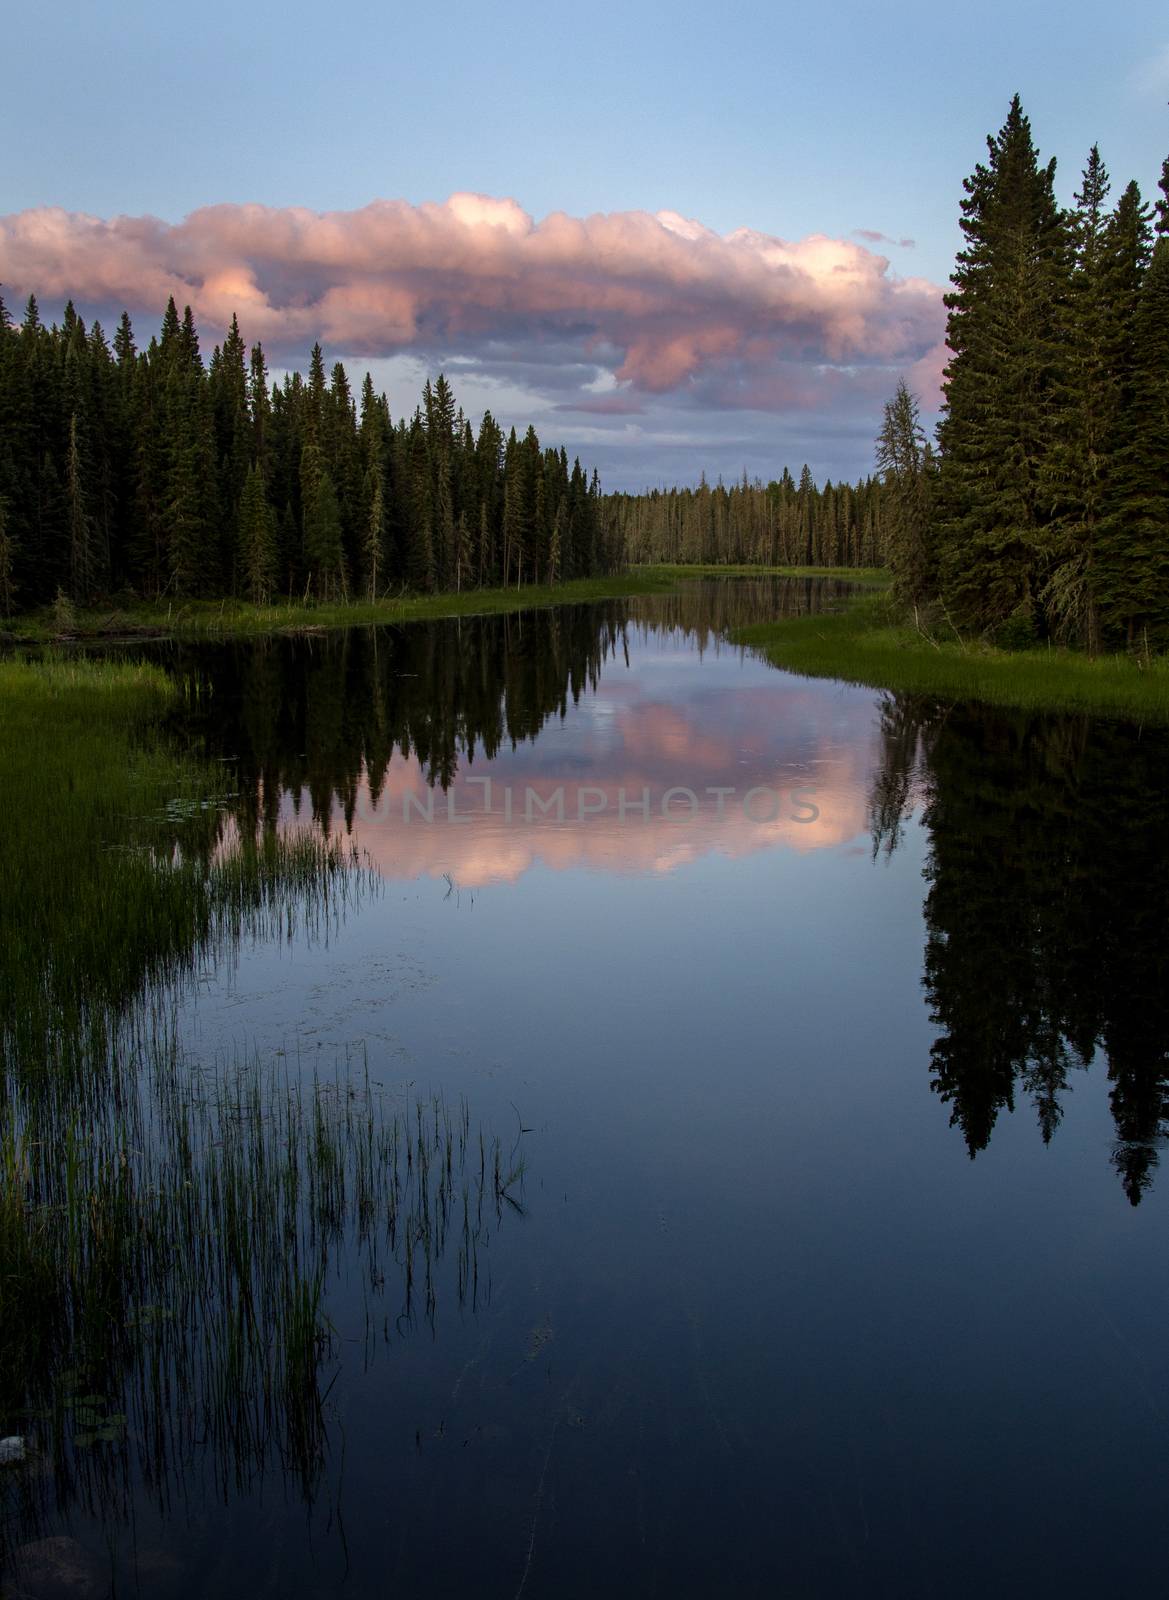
[[853, 228, 916, 250], [0, 193, 945, 412], [554, 394, 647, 416]]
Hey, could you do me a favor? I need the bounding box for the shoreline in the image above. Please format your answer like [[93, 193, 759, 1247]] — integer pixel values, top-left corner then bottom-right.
[[0, 566, 878, 645], [732, 589, 1169, 724], [4, 566, 1167, 723]]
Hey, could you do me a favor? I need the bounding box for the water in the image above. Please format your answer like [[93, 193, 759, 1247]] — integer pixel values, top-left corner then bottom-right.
[[4, 577, 1168, 1598]]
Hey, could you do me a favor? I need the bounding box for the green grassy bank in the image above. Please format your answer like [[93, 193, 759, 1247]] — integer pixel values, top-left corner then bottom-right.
[[5, 564, 1167, 721], [733, 588, 1169, 723], [0, 565, 888, 642], [2, 571, 689, 642], [0, 657, 367, 1093]]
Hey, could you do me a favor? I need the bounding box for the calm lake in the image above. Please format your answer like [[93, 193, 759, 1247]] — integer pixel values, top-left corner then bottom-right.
[[4, 577, 1168, 1599]]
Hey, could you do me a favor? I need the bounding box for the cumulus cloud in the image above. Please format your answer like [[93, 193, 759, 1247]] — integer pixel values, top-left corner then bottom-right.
[[0, 193, 945, 409]]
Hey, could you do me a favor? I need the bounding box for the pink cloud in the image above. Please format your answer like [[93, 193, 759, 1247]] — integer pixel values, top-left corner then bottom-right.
[[0, 194, 945, 406]]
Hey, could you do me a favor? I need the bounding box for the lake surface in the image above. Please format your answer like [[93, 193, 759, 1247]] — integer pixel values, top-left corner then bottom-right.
[[4, 577, 1169, 1598]]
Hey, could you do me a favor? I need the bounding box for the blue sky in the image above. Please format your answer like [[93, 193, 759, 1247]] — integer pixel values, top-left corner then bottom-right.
[[3, 0, 1167, 486]]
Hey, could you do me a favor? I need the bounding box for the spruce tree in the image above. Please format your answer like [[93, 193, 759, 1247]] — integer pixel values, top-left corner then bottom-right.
[[453, 510, 469, 592], [1044, 147, 1116, 646], [936, 96, 1072, 635], [875, 380, 933, 606], [237, 462, 277, 604], [0, 496, 16, 616], [549, 500, 565, 585], [406, 419, 435, 591], [304, 470, 346, 601], [249, 343, 271, 482], [361, 463, 386, 598], [1096, 233, 1169, 648], [65, 414, 94, 603]]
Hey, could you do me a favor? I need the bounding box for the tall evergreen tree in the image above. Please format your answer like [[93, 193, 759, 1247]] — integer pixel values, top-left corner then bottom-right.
[[0, 496, 16, 616], [876, 380, 934, 606], [1044, 146, 1116, 646], [936, 96, 1072, 635], [304, 469, 346, 601], [237, 462, 277, 604], [1095, 229, 1169, 648], [361, 463, 386, 598], [65, 413, 94, 603]]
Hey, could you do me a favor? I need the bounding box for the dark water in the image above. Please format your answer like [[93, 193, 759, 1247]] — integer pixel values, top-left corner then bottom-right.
[[6, 577, 1169, 1598]]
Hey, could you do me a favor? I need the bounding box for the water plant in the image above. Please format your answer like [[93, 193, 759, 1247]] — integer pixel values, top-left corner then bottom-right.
[[0, 654, 528, 1572]]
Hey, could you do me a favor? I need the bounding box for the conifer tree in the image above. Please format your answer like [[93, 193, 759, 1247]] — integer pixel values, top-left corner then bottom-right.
[[876, 380, 933, 606], [304, 469, 346, 601], [361, 463, 386, 598], [65, 414, 94, 603], [0, 496, 16, 616], [1043, 147, 1115, 646], [453, 510, 469, 592], [1095, 230, 1169, 648], [550, 499, 565, 585], [936, 96, 1072, 635], [237, 462, 277, 604], [249, 344, 271, 482], [406, 420, 435, 591]]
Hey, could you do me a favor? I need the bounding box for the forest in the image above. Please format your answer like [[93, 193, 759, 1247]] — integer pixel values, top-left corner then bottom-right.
[[0, 277, 887, 622], [0, 295, 614, 613], [1, 97, 1165, 651], [876, 98, 1169, 653], [607, 470, 890, 569]]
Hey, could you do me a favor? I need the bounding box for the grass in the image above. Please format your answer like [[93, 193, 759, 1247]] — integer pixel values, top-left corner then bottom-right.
[[638, 562, 890, 585], [0, 656, 375, 1098], [5, 554, 1163, 728], [2, 1049, 523, 1515], [4, 571, 689, 641], [0, 565, 891, 642], [733, 588, 1169, 723], [0, 654, 527, 1546]]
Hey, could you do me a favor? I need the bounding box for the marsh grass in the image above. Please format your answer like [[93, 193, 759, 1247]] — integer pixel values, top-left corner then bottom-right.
[[734, 590, 1169, 723], [2, 1050, 521, 1516], [0, 655, 527, 1562], [1, 565, 886, 644], [0, 656, 375, 1099], [4, 572, 686, 643]]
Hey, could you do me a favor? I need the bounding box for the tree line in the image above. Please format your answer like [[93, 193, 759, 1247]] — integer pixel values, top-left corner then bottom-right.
[[606, 469, 890, 569], [0, 293, 614, 614], [879, 97, 1169, 652]]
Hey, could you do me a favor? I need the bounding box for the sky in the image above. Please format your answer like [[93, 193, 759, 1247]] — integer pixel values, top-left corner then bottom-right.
[[1, 0, 1166, 488]]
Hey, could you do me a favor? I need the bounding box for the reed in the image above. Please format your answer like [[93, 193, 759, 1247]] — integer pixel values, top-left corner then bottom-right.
[[0, 653, 527, 1562]]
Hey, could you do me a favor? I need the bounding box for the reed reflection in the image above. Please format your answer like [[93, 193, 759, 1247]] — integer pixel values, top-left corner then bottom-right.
[[0, 664, 527, 1586]]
